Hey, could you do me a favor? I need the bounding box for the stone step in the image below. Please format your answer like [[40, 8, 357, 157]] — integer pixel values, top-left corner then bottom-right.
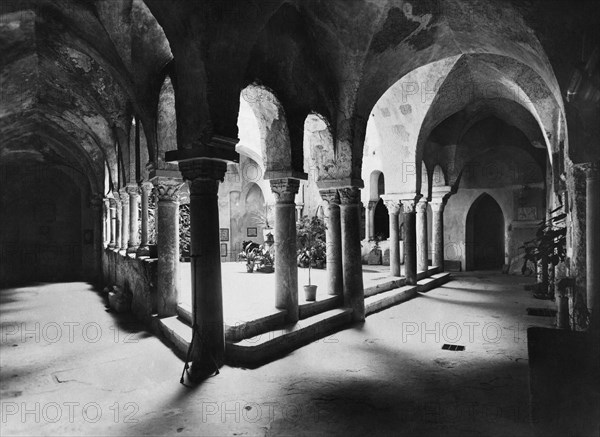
[[177, 302, 287, 343], [417, 272, 451, 293], [365, 277, 406, 298], [299, 294, 343, 319], [158, 315, 192, 359], [365, 285, 418, 316], [225, 308, 353, 368]]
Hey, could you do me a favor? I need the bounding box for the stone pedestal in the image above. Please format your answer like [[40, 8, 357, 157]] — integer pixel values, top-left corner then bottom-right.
[[153, 177, 183, 317], [119, 190, 129, 253], [383, 197, 402, 277], [320, 189, 343, 296], [180, 159, 228, 381], [108, 197, 118, 249], [402, 199, 418, 285], [270, 178, 300, 322], [339, 187, 365, 321], [416, 199, 428, 273], [137, 182, 153, 256], [127, 185, 140, 254], [586, 162, 600, 315]]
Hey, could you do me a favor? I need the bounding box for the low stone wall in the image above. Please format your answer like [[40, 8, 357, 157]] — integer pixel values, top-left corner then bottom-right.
[[102, 249, 158, 324]]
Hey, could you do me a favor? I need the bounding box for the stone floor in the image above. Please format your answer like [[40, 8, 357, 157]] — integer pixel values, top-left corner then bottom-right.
[[178, 262, 405, 322], [1, 271, 556, 436]]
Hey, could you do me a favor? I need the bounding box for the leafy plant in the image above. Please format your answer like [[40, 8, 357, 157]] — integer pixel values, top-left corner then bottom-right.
[[520, 206, 567, 297], [238, 241, 274, 273], [250, 204, 274, 229], [296, 215, 327, 285]]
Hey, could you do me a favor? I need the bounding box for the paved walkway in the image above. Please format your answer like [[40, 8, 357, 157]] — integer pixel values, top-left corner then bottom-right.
[[1, 272, 556, 436], [178, 262, 405, 323]]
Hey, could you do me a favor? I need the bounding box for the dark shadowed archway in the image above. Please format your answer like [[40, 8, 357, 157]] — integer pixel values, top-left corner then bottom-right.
[[466, 193, 505, 271]]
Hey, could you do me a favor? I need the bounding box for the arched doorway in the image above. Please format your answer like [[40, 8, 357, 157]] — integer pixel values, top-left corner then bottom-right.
[[466, 194, 505, 270], [373, 173, 389, 239]]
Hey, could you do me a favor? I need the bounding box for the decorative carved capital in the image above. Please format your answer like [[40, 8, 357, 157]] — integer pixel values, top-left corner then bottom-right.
[[270, 178, 300, 204], [401, 199, 417, 214], [415, 199, 428, 214], [119, 189, 129, 206], [153, 178, 184, 202], [140, 181, 153, 196], [179, 159, 227, 196], [338, 186, 361, 205], [367, 200, 378, 210], [429, 201, 445, 214], [126, 184, 140, 197], [319, 189, 340, 206], [383, 199, 402, 215], [108, 197, 118, 209]]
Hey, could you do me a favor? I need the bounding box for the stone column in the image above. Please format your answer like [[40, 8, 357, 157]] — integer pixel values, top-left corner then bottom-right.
[[119, 189, 129, 253], [108, 197, 118, 249], [103, 198, 110, 247], [383, 197, 402, 276], [153, 177, 183, 317], [180, 159, 227, 381], [339, 187, 365, 321], [137, 181, 153, 257], [430, 201, 446, 270], [114, 195, 122, 250], [416, 199, 428, 273], [586, 162, 600, 315], [270, 178, 300, 322], [126, 185, 140, 254], [402, 199, 418, 285], [367, 201, 377, 240], [320, 189, 343, 296]]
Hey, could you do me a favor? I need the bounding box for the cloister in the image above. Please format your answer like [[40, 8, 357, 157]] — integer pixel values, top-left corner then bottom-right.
[[1, 0, 599, 435]]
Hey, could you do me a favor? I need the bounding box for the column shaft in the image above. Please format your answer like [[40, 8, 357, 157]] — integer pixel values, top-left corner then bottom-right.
[[383, 198, 402, 276], [127, 186, 140, 253], [137, 182, 153, 256], [321, 190, 343, 295], [368, 202, 376, 240], [271, 179, 300, 322], [403, 200, 417, 285], [416, 199, 428, 272], [339, 187, 365, 321], [154, 178, 183, 317], [109, 198, 117, 249], [431, 202, 445, 270], [119, 190, 129, 252]]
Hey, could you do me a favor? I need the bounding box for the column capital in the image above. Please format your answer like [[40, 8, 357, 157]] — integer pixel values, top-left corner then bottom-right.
[[319, 189, 340, 206], [382, 197, 402, 215], [179, 158, 227, 182], [338, 186, 361, 205], [415, 198, 428, 214], [581, 161, 600, 180], [367, 200, 378, 210], [153, 177, 184, 202], [108, 197, 118, 208], [126, 184, 140, 196], [140, 181, 154, 194], [270, 178, 300, 203], [401, 199, 417, 213]]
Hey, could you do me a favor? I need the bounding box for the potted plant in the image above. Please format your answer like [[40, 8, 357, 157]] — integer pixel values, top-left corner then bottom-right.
[[238, 241, 274, 273], [251, 205, 275, 248], [296, 215, 327, 301], [367, 234, 384, 265]]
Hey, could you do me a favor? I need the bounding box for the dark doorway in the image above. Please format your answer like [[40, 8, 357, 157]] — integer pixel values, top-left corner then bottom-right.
[[373, 198, 389, 239], [466, 193, 505, 270]]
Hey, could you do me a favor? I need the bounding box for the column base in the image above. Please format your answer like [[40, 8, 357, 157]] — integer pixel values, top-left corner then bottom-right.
[[127, 246, 139, 255]]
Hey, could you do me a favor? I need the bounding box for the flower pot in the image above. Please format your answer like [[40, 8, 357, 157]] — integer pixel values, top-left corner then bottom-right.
[[304, 284, 317, 301], [246, 262, 255, 273]]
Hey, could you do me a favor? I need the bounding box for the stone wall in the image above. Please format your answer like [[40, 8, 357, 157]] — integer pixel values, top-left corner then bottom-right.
[[102, 249, 157, 324]]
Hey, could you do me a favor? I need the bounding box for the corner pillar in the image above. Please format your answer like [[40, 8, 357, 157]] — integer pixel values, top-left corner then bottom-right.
[[430, 188, 452, 271], [180, 159, 228, 380]]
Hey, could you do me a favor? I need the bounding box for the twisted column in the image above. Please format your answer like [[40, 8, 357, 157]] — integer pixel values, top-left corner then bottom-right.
[[339, 187, 365, 321], [136, 181, 153, 257], [180, 159, 228, 381], [320, 189, 343, 296], [270, 178, 301, 322], [153, 176, 183, 317]]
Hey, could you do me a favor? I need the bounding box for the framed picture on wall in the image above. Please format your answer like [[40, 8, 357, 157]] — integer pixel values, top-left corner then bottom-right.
[[220, 243, 228, 258], [247, 227, 258, 237], [220, 228, 229, 241]]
